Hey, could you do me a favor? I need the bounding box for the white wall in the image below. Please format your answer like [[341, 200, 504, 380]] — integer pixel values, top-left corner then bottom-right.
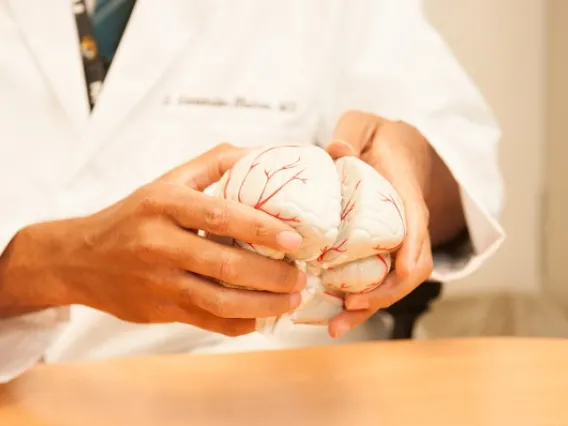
[[424, 0, 547, 297]]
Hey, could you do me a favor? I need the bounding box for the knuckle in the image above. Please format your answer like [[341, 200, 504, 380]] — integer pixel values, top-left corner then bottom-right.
[[338, 109, 366, 124], [338, 110, 383, 131], [131, 224, 166, 261], [274, 264, 299, 292], [178, 286, 196, 307], [216, 254, 239, 284], [132, 233, 157, 261], [203, 204, 230, 233], [136, 187, 167, 215], [210, 289, 233, 318], [214, 142, 235, 152], [252, 221, 271, 240], [392, 120, 411, 133]]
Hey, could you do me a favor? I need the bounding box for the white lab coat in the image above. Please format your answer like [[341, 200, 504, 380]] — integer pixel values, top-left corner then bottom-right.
[[0, 0, 505, 383]]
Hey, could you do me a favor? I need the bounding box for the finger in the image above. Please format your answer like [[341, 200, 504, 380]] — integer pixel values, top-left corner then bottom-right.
[[329, 240, 433, 338], [105, 298, 255, 337], [182, 307, 256, 337], [326, 110, 384, 159], [344, 236, 433, 312], [149, 226, 306, 293], [327, 308, 375, 339], [362, 125, 428, 275], [161, 185, 303, 253], [394, 200, 428, 278], [155, 302, 256, 337], [175, 273, 303, 319], [160, 142, 251, 190]]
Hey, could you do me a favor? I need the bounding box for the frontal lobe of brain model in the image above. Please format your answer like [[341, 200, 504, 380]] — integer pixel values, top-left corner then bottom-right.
[[213, 145, 406, 330]]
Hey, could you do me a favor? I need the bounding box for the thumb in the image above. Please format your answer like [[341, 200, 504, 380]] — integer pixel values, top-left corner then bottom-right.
[[160, 143, 250, 190], [326, 111, 384, 159], [362, 124, 427, 275]]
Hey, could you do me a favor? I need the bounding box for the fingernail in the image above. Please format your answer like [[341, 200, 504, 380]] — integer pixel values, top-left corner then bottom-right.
[[346, 298, 369, 310], [276, 231, 302, 253], [332, 321, 350, 339], [290, 293, 302, 310], [330, 140, 356, 155]]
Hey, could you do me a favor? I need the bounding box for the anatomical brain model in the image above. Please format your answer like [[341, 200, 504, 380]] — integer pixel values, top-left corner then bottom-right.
[[212, 145, 406, 334]]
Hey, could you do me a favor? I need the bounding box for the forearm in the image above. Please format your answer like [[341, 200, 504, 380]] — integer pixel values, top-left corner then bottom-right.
[[424, 147, 466, 248], [0, 223, 68, 319]]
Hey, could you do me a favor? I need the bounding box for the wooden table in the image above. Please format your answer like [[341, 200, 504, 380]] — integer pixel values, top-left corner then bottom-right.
[[1, 338, 567, 426]]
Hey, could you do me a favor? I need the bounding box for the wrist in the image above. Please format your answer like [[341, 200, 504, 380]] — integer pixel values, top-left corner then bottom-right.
[[423, 140, 466, 246], [0, 220, 74, 315]]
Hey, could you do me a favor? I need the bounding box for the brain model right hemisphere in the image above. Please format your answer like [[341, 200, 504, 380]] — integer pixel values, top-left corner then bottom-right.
[[213, 145, 406, 333]]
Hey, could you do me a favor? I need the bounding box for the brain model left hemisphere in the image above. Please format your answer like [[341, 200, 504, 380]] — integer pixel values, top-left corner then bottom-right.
[[211, 145, 406, 330]]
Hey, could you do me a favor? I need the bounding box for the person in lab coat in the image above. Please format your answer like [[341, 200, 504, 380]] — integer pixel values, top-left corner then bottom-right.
[[0, 0, 505, 383]]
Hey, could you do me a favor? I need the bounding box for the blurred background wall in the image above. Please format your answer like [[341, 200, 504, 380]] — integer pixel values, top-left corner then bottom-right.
[[416, 0, 567, 337], [544, 0, 568, 304]]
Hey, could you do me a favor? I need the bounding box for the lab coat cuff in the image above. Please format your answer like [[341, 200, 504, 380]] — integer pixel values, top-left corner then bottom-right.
[[412, 123, 506, 283], [429, 189, 505, 282], [0, 307, 69, 384]]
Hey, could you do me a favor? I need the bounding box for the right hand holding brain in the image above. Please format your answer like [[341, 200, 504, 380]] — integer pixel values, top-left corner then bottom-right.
[[212, 145, 406, 332], [11, 144, 306, 337]]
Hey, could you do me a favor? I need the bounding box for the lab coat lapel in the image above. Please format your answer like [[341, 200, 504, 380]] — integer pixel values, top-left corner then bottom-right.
[[7, 0, 90, 131], [88, 0, 209, 144]]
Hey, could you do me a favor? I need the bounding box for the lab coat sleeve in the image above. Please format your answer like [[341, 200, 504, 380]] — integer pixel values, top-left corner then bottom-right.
[[317, 0, 505, 282], [0, 308, 68, 384], [0, 227, 69, 384]]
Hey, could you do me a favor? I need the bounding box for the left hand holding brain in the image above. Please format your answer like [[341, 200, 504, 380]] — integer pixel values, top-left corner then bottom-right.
[[326, 111, 434, 338]]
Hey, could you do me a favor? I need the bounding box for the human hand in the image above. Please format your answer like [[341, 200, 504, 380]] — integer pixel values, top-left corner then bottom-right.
[[325, 111, 434, 338], [2, 144, 306, 336]]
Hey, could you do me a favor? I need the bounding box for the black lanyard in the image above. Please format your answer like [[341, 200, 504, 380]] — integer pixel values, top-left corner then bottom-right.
[[72, 0, 107, 110]]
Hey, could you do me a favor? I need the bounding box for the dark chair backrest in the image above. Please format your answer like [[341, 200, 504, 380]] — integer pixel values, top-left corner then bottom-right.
[[383, 281, 442, 339]]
